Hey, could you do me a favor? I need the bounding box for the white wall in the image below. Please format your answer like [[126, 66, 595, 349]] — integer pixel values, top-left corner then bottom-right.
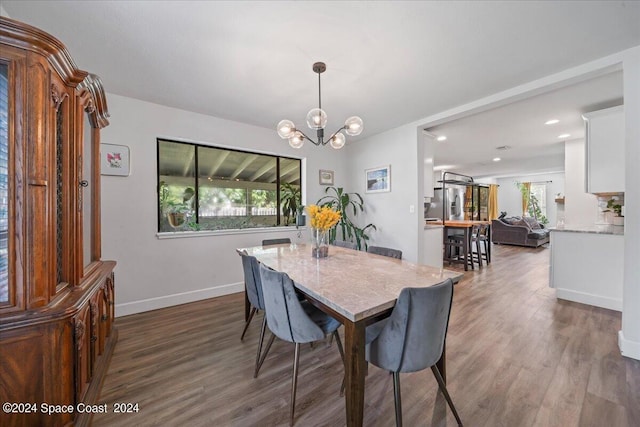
[[345, 125, 421, 263], [101, 94, 347, 316], [621, 47, 640, 360], [563, 139, 599, 227], [494, 172, 565, 227]]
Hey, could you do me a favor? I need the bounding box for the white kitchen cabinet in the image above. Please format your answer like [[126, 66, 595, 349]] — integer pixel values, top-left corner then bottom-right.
[[550, 228, 623, 311], [583, 105, 625, 193], [422, 226, 443, 268]]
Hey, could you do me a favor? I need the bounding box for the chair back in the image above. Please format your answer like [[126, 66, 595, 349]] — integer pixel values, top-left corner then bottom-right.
[[238, 251, 265, 310], [367, 245, 402, 259], [262, 238, 291, 246], [333, 240, 357, 250], [477, 224, 489, 239], [258, 264, 325, 344], [367, 279, 454, 373]]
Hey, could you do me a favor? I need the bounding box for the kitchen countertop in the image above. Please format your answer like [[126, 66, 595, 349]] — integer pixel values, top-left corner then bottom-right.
[[549, 224, 624, 236]]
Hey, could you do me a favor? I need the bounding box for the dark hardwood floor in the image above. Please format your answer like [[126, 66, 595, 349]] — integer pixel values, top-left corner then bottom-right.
[[93, 244, 640, 426]]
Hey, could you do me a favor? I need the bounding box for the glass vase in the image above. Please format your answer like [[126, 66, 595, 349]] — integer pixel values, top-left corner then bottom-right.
[[311, 228, 329, 258]]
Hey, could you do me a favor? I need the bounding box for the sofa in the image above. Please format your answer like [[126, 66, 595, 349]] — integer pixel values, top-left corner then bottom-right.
[[491, 216, 549, 247]]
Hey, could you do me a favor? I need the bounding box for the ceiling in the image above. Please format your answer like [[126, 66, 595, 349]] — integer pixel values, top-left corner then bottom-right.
[[426, 70, 624, 178], [3, 1, 639, 175]]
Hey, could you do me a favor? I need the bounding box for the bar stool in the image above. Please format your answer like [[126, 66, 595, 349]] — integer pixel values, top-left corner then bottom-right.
[[445, 230, 474, 270], [471, 224, 490, 267]]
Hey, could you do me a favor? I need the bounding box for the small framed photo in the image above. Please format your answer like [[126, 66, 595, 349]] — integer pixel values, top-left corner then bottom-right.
[[319, 169, 334, 186], [365, 165, 391, 193], [101, 144, 130, 176]]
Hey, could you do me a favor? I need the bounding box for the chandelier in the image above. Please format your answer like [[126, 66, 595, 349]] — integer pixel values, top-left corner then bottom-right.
[[276, 62, 363, 149]]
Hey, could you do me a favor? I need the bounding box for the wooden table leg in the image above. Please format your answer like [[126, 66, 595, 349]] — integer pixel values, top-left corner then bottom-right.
[[343, 319, 366, 427]]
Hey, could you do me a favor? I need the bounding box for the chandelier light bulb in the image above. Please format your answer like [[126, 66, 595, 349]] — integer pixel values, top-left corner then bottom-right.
[[329, 132, 346, 149], [289, 131, 305, 148], [344, 116, 363, 136], [306, 108, 327, 130], [277, 119, 296, 139]]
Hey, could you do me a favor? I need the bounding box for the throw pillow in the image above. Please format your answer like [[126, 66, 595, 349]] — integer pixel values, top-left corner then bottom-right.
[[523, 216, 541, 230], [515, 218, 532, 230]]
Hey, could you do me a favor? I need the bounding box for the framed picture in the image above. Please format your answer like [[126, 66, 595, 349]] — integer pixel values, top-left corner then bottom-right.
[[319, 169, 334, 186], [100, 144, 130, 176], [365, 165, 391, 193]]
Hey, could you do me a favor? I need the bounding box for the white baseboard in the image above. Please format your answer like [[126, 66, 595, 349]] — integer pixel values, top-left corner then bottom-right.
[[555, 288, 622, 312], [618, 330, 640, 360], [115, 282, 244, 317]]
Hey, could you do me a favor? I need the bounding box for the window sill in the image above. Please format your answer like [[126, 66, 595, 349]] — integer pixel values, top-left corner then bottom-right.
[[156, 226, 307, 240]]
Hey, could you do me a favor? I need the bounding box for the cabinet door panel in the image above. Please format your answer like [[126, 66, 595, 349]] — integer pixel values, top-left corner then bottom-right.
[[585, 106, 624, 193]]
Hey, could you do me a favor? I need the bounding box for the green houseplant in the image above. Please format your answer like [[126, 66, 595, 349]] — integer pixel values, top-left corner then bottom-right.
[[281, 183, 301, 225], [317, 186, 376, 250]]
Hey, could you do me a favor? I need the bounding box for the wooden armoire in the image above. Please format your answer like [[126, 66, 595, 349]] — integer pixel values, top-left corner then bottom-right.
[[0, 17, 117, 427]]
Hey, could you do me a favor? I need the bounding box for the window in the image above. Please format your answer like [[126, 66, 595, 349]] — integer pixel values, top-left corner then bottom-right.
[[157, 139, 302, 232], [529, 183, 547, 221]]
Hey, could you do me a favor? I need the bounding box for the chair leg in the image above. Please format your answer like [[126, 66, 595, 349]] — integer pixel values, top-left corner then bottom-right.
[[255, 332, 276, 378], [430, 365, 463, 426], [241, 307, 256, 341], [253, 315, 268, 378], [393, 371, 403, 427], [290, 343, 301, 426], [475, 239, 482, 268]]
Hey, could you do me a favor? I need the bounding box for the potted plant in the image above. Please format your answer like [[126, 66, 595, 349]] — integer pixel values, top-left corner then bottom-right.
[[317, 186, 376, 250], [281, 183, 301, 225], [607, 198, 624, 226], [160, 181, 196, 230]]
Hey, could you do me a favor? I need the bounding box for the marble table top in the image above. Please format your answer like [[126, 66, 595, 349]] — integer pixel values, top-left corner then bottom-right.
[[240, 243, 463, 322]]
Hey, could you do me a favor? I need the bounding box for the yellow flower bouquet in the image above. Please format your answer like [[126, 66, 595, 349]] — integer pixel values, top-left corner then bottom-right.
[[307, 204, 341, 231], [307, 204, 341, 257]]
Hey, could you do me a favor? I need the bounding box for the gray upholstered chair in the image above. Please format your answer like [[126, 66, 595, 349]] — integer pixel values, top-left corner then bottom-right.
[[237, 250, 270, 378], [365, 279, 463, 426], [262, 238, 291, 246], [332, 239, 357, 250], [367, 245, 402, 259], [258, 264, 345, 425]]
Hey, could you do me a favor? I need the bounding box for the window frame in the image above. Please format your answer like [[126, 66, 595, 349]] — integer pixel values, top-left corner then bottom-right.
[[156, 138, 303, 233]]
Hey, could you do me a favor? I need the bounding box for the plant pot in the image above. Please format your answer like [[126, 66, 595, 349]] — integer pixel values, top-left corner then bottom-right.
[[613, 216, 624, 226], [167, 212, 186, 229], [296, 214, 306, 226]]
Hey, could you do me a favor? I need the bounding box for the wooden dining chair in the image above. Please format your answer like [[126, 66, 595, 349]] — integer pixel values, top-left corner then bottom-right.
[[258, 264, 345, 426], [365, 279, 463, 426], [367, 245, 402, 259]]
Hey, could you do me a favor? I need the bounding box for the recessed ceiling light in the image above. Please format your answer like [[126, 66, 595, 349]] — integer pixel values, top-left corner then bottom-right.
[[545, 119, 559, 125], [496, 145, 511, 150], [558, 133, 571, 139], [493, 157, 501, 162], [437, 136, 447, 142]]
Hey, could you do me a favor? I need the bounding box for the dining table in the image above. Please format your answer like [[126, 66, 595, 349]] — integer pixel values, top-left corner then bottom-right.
[[435, 220, 491, 271], [240, 243, 463, 427]]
